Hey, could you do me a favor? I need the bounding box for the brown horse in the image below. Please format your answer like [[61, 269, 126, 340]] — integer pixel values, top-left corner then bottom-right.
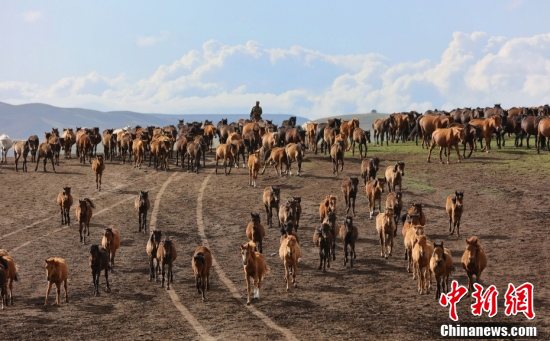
[[446, 191, 464, 236], [361, 157, 379, 185], [366, 178, 386, 218], [13, 140, 29, 172], [341, 177, 359, 216], [101, 227, 120, 270], [285, 142, 304, 176], [247, 149, 261, 187], [384, 162, 405, 192], [263, 186, 280, 228], [261, 147, 288, 177], [28, 135, 39, 162], [372, 117, 394, 146], [330, 139, 345, 175], [313, 223, 333, 272], [537, 117, 550, 154], [306, 122, 318, 151], [376, 207, 395, 259], [412, 234, 434, 294], [56, 187, 73, 226], [246, 213, 266, 254], [215, 143, 237, 175], [62, 128, 76, 159], [89, 244, 111, 296], [0, 256, 7, 309], [44, 257, 68, 306], [34, 142, 56, 172], [430, 242, 454, 300], [203, 125, 217, 152], [92, 155, 105, 191], [461, 236, 487, 292], [76, 198, 95, 244], [279, 235, 301, 291], [0, 253, 18, 306], [319, 194, 337, 222], [427, 126, 466, 163], [241, 241, 270, 305], [191, 246, 212, 301], [469, 116, 503, 152], [146, 230, 162, 281], [157, 239, 177, 289], [132, 138, 146, 169], [418, 115, 454, 148], [339, 216, 358, 268], [351, 128, 370, 158]]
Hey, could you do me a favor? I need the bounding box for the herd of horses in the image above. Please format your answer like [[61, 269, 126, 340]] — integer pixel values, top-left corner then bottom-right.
[[0, 103, 545, 310]]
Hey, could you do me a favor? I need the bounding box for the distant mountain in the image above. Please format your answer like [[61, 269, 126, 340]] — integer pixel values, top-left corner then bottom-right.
[[0, 102, 309, 142]]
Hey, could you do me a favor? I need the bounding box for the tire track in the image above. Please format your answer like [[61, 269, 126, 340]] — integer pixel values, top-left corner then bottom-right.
[[0, 171, 159, 241], [196, 174, 299, 341], [150, 172, 215, 341]]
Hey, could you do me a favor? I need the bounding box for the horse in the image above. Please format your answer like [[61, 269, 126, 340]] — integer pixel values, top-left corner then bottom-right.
[[279, 235, 301, 291], [62, 128, 76, 159], [56, 187, 73, 226], [413, 235, 434, 294], [215, 143, 237, 175], [101, 227, 120, 270], [426, 126, 466, 163], [263, 186, 280, 228], [330, 139, 345, 175], [92, 155, 105, 191], [469, 116, 503, 152], [146, 230, 162, 281], [323, 211, 338, 261], [339, 216, 358, 267], [246, 213, 266, 254], [361, 157, 380, 185], [76, 198, 95, 244], [89, 245, 111, 296], [261, 147, 289, 177], [430, 242, 454, 300], [0, 253, 17, 306], [241, 241, 270, 305], [13, 140, 29, 172], [157, 239, 177, 289], [376, 207, 395, 259], [537, 117, 550, 154], [351, 128, 370, 158], [34, 142, 56, 172], [44, 257, 69, 306], [135, 190, 150, 233], [248, 149, 261, 187], [192, 246, 212, 301], [341, 177, 359, 216], [0, 134, 13, 164], [285, 142, 304, 176], [0, 256, 7, 309], [313, 223, 333, 272], [28, 135, 39, 162], [461, 236, 487, 292]]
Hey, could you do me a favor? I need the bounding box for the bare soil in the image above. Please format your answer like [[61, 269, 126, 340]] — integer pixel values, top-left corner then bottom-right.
[[0, 145, 548, 340]]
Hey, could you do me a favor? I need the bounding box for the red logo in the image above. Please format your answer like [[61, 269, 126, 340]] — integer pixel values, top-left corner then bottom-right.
[[440, 280, 468, 321], [471, 283, 499, 318], [504, 282, 535, 320]]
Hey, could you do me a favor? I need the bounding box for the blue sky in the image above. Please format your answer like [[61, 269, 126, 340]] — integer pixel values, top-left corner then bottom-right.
[[1, 0, 550, 118]]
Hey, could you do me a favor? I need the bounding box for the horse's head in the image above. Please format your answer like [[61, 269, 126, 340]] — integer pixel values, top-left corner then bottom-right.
[[432, 242, 446, 266], [151, 230, 162, 245], [89, 244, 101, 262], [384, 207, 394, 218], [453, 191, 464, 210], [326, 211, 336, 225], [270, 187, 280, 206], [103, 228, 114, 248], [241, 242, 254, 265], [364, 130, 371, 143], [396, 192, 403, 201], [162, 240, 173, 261], [415, 235, 429, 258], [250, 213, 261, 226], [45, 258, 57, 281], [372, 157, 380, 170], [350, 177, 359, 192], [344, 216, 354, 233], [78, 199, 88, 212], [465, 236, 481, 265], [63, 187, 71, 195], [193, 252, 206, 267], [96, 155, 104, 163], [328, 195, 338, 211], [394, 162, 405, 176]]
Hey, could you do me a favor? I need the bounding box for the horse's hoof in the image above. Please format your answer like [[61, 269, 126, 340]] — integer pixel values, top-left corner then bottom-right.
[[106, 288, 111, 293], [247, 301, 251, 305], [294, 283, 297, 288]]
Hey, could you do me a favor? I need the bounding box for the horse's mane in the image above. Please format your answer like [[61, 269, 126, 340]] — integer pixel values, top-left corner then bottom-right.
[[0, 255, 8, 270]]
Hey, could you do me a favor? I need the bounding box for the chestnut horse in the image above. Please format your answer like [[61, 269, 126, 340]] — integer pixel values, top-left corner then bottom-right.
[[279, 235, 301, 291], [241, 241, 270, 305], [427, 126, 466, 164]]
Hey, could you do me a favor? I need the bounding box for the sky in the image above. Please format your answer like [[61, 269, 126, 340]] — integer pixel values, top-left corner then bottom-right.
[[1, 0, 550, 118]]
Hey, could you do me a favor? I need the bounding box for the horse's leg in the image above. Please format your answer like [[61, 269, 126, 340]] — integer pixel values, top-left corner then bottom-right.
[[379, 231, 385, 257], [284, 263, 290, 291], [44, 281, 52, 305], [246, 275, 252, 305], [50, 156, 56, 172], [55, 282, 61, 305]]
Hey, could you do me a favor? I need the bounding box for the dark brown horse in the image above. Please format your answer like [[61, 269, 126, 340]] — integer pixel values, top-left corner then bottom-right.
[[89, 244, 111, 296]]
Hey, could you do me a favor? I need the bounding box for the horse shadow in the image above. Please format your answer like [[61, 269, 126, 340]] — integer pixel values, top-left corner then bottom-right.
[[476, 234, 509, 241], [76, 303, 115, 314], [300, 173, 340, 180], [422, 203, 445, 211]]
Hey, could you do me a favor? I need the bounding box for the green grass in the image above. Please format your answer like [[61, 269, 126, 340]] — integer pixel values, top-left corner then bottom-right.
[[404, 176, 436, 194]]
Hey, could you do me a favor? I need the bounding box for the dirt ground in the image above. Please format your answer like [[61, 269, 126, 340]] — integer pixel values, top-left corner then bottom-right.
[[0, 142, 548, 340]]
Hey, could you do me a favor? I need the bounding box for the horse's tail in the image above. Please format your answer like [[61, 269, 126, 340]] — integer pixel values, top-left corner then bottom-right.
[[84, 198, 95, 208], [14, 264, 19, 282], [263, 263, 270, 277]]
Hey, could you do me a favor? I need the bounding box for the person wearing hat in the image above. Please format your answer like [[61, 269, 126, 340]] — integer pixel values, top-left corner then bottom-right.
[[250, 101, 263, 121]]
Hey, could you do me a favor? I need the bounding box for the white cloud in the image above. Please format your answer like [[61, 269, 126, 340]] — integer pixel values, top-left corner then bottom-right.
[[136, 30, 170, 47], [2, 33, 550, 118], [23, 11, 42, 22]]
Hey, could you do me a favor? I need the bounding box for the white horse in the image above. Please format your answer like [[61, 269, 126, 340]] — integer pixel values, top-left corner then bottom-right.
[[0, 134, 14, 163], [112, 125, 132, 136]]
